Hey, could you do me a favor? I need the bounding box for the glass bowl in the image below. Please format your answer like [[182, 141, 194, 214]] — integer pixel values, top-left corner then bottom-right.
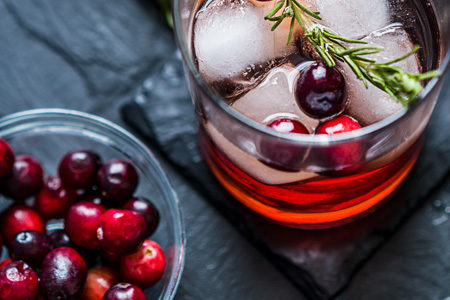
[[0, 109, 185, 299]]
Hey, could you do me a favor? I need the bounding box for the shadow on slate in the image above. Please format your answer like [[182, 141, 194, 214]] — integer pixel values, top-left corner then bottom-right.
[[122, 51, 450, 299]]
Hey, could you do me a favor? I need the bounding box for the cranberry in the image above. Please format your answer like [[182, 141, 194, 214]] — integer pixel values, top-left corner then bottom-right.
[[41, 247, 87, 299], [80, 267, 119, 300], [0, 261, 39, 300], [1, 205, 45, 243], [103, 283, 147, 300], [0, 259, 12, 270], [59, 150, 102, 189], [295, 62, 347, 119], [47, 229, 72, 248], [122, 197, 159, 237], [8, 230, 53, 268], [34, 176, 77, 220], [259, 117, 309, 171], [97, 160, 139, 205], [97, 209, 147, 255], [120, 240, 166, 289], [65, 201, 106, 250], [0, 138, 14, 178], [1, 155, 44, 199], [315, 115, 363, 172]]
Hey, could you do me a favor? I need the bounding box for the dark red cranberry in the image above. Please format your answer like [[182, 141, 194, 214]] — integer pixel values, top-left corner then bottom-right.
[[122, 197, 159, 237], [0, 259, 12, 270], [9, 230, 53, 268], [80, 267, 119, 300], [1, 155, 44, 199], [34, 176, 77, 220], [0, 261, 39, 300], [65, 201, 106, 250], [97, 160, 139, 205], [1, 205, 45, 243], [47, 229, 72, 248], [97, 209, 146, 255], [120, 240, 166, 289], [59, 150, 102, 189], [315, 115, 363, 172], [259, 117, 309, 171], [295, 62, 347, 119], [103, 283, 147, 300], [0, 138, 14, 178], [41, 247, 87, 300]]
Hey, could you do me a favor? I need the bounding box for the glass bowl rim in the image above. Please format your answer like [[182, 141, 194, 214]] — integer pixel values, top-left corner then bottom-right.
[[0, 108, 186, 300], [172, 0, 450, 145]]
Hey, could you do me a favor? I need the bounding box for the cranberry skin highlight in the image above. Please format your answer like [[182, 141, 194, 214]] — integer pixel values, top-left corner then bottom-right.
[[97, 209, 147, 255], [122, 197, 160, 237], [1, 205, 45, 243], [295, 62, 347, 119], [120, 240, 166, 289], [9, 230, 53, 268], [1, 155, 44, 199], [0, 138, 14, 178], [59, 150, 102, 189], [103, 283, 147, 300], [40, 247, 88, 300], [80, 267, 120, 300], [97, 160, 139, 205], [34, 176, 77, 220], [0, 261, 39, 300], [65, 201, 107, 250]]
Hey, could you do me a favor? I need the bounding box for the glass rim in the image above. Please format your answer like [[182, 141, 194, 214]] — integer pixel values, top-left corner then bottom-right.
[[0, 108, 186, 300], [173, 0, 450, 145]]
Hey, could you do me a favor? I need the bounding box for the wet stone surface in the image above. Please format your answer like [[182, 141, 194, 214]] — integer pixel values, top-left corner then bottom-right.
[[1, 1, 449, 299]]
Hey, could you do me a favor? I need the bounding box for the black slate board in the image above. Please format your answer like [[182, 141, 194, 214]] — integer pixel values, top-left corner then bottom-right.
[[121, 52, 450, 299]]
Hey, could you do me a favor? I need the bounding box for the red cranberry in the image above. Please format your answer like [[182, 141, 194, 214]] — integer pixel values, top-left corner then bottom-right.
[[0, 259, 12, 270], [9, 230, 53, 268], [315, 115, 363, 171], [96, 209, 147, 255], [122, 197, 159, 237], [47, 229, 72, 248], [1, 155, 44, 199], [103, 283, 147, 300], [65, 201, 106, 250], [80, 267, 119, 300], [59, 150, 102, 189], [120, 240, 166, 289], [1, 205, 45, 243], [97, 160, 139, 205], [0, 261, 39, 300], [34, 176, 77, 220], [41, 247, 87, 299], [0, 138, 14, 178], [259, 117, 309, 171], [295, 62, 347, 119]]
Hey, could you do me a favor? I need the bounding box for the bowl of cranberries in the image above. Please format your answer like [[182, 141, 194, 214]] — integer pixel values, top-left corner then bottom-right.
[[0, 109, 185, 300]]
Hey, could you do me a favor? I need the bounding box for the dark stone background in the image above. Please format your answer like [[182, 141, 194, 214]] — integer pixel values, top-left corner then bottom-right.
[[0, 1, 448, 299]]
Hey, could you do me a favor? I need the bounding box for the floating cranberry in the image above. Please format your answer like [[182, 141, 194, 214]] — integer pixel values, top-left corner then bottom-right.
[[122, 197, 159, 237], [34, 176, 77, 220], [0, 259, 12, 270], [97, 160, 139, 205], [59, 150, 102, 189], [65, 201, 106, 250], [1, 155, 44, 199], [80, 267, 120, 300], [41, 247, 87, 299], [0, 138, 14, 178], [259, 117, 309, 171], [315, 115, 363, 172], [97, 209, 146, 255], [0, 261, 39, 300], [9, 230, 53, 268], [103, 283, 147, 300], [295, 62, 347, 119], [1, 205, 45, 243], [120, 240, 166, 289]]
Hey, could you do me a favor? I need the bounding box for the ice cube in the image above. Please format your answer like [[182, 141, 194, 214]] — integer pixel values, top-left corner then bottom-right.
[[231, 63, 318, 129], [194, 0, 296, 81], [345, 25, 420, 125]]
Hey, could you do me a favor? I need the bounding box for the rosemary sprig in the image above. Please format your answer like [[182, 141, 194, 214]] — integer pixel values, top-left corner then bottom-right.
[[264, 0, 440, 105]]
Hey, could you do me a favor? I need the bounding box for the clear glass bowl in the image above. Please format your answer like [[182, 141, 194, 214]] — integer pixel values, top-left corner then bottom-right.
[[0, 109, 185, 299]]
